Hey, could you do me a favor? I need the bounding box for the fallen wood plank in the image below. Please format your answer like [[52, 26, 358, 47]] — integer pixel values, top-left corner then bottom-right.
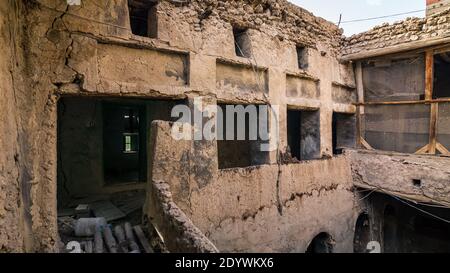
[[124, 222, 141, 253], [90, 201, 126, 222], [114, 225, 129, 253], [124, 222, 135, 242], [103, 226, 118, 253], [133, 225, 154, 253], [94, 230, 104, 253], [84, 241, 93, 254]]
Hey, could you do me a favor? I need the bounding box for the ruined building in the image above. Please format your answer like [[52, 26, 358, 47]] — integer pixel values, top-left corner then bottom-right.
[[0, 0, 449, 253]]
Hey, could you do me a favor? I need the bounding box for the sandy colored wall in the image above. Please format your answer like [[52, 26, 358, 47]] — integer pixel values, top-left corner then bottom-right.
[[146, 120, 361, 253], [192, 159, 359, 253], [349, 149, 450, 206], [0, 0, 357, 252], [0, 0, 25, 252]]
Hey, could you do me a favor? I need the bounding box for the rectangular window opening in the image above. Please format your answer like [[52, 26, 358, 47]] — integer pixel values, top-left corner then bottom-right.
[[103, 104, 145, 184], [233, 27, 251, 58], [332, 112, 356, 155], [296, 45, 308, 70], [217, 104, 269, 169], [287, 108, 320, 161], [128, 0, 158, 38], [433, 52, 450, 98]]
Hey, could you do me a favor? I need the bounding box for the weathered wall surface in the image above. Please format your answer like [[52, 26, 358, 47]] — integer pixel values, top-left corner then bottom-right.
[[146, 121, 361, 253], [0, 0, 357, 252], [0, 0, 26, 252], [145, 122, 218, 253], [348, 149, 450, 207], [194, 160, 358, 253]]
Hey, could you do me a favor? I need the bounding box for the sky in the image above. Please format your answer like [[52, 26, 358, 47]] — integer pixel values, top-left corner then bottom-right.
[[289, 0, 425, 36]]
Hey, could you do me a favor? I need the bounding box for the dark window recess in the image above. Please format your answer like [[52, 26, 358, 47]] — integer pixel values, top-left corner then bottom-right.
[[433, 52, 450, 98], [296, 45, 308, 70], [412, 179, 422, 187], [287, 109, 320, 161], [217, 104, 269, 169], [103, 104, 147, 184], [233, 27, 251, 58], [123, 108, 140, 153], [287, 110, 301, 160], [332, 113, 356, 155], [128, 0, 158, 38]]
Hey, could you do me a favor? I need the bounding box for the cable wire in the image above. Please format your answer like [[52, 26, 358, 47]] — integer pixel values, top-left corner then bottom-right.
[[338, 9, 425, 24]]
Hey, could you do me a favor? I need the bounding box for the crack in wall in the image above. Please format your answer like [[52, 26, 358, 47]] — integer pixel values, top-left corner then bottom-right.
[[208, 183, 348, 233]]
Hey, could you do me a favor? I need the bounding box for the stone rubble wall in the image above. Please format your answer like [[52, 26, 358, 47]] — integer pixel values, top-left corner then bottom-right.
[[342, 8, 450, 57]]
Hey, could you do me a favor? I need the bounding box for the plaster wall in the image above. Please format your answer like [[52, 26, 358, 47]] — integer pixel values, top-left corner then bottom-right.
[[0, 0, 357, 252]]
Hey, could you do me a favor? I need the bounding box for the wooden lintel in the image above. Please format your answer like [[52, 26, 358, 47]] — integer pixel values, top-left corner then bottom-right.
[[354, 98, 450, 106]]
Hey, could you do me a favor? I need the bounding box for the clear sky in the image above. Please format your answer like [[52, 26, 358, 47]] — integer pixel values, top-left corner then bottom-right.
[[289, 0, 426, 36]]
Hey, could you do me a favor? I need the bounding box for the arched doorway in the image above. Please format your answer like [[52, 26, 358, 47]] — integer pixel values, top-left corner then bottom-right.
[[354, 212, 371, 253], [306, 232, 334, 253]]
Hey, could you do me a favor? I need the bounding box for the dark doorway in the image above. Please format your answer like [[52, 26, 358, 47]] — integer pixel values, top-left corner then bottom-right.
[[57, 97, 180, 204], [103, 103, 147, 184], [433, 52, 450, 98], [383, 205, 398, 253], [353, 212, 371, 253], [287, 109, 320, 161], [306, 232, 334, 253], [332, 112, 356, 155]]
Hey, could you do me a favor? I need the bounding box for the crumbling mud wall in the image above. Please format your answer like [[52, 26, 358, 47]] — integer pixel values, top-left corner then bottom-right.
[[0, 0, 357, 252], [0, 0, 26, 252], [196, 161, 358, 253], [147, 179, 219, 253], [348, 149, 450, 207], [145, 121, 361, 253]]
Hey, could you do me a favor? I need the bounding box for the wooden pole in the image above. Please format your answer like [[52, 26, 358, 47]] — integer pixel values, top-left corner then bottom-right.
[[355, 61, 364, 148], [425, 50, 438, 155]]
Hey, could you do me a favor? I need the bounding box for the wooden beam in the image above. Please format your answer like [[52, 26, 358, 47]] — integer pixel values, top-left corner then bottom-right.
[[436, 142, 450, 155], [429, 103, 438, 154], [356, 106, 362, 148], [354, 98, 450, 106], [340, 37, 450, 62], [355, 62, 364, 148], [425, 51, 438, 155], [425, 50, 434, 101], [415, 144, 429, 155], [360, 137, 374, 150]]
